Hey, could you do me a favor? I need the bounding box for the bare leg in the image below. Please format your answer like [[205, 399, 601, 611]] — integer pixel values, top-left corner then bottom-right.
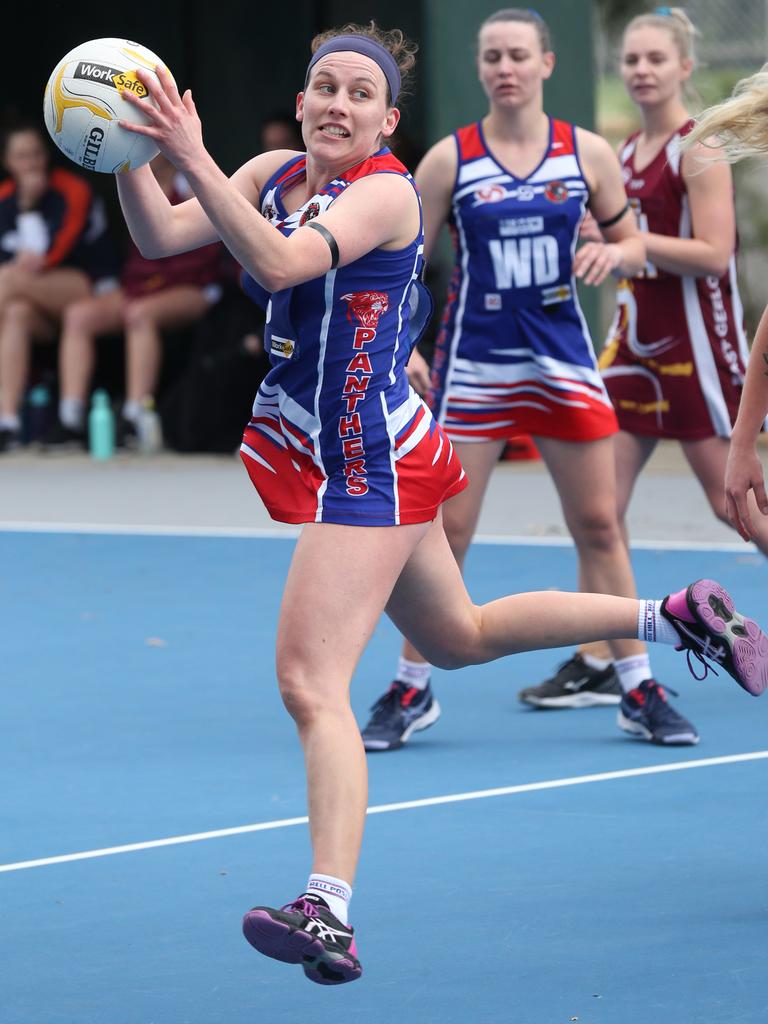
[[58, 290, 126, 402], [388, 513, 640, 671], [401, 439, 505, 662], [124, 287, 211, 404], [276, 521, 430, 883], [0, 266, 90, 418], [578, 431, 658, 661], [682, 436, 768, 557], [0, 299, 56, 418], [285, 514, 642, 884], [534, 435, 645, 661]]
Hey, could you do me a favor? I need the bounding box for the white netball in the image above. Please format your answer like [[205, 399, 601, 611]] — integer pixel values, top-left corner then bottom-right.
[[43, 38, 171, 174]]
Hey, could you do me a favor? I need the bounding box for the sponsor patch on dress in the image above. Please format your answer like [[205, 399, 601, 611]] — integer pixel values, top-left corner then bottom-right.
[[270, 335, 295, 359], [484, 293, 502, 311]]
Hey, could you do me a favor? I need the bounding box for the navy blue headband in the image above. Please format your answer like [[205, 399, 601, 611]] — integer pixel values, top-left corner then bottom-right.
[[305, 35, 401, 105]]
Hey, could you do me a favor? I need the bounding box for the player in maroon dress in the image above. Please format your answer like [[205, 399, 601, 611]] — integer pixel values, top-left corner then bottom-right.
[[519, 8, 768, 732], [599, 8, 768, 554], [683, 59, 768, 548]]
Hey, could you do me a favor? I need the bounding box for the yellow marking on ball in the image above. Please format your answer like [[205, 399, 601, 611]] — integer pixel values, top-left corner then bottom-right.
[[51, 63, 112, 134], [122, 46, 164, 74], [113, 70, 148, 98]]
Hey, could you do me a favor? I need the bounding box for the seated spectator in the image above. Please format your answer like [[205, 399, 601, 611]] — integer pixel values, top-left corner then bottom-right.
[[0, 121, 118, 451], [48, 154, 228, 447]]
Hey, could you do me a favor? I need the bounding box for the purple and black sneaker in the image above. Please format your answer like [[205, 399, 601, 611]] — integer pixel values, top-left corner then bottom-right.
[[661, 579, 768, 696], [242, 892, 362, 985]]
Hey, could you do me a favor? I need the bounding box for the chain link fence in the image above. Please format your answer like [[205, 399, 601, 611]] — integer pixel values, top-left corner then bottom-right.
[[594, 0, 768, 329], [596, 0, 768, 76]]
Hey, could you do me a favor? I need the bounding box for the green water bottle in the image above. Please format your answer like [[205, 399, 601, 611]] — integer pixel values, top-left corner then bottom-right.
[[88, 390, 115, 461]]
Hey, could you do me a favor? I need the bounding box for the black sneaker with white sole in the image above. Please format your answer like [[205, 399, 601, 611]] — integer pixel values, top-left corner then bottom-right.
[[518, 653, 621, 708], [360, 680, 441, 751]]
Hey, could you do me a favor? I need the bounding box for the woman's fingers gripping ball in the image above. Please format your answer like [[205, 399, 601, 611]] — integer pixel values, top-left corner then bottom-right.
[[118, 65, 203, 169]]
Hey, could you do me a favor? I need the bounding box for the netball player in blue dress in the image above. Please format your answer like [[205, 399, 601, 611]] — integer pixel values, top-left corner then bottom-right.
[[362, 8, 705, 751], [116, 21, 768, 986]]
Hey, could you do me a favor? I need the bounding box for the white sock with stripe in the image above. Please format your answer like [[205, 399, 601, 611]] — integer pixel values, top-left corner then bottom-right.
[[306, 873, 352, 924], [613, 653, 652, 693], [637, 599, 681, 646], [396, 656, 432, 690]]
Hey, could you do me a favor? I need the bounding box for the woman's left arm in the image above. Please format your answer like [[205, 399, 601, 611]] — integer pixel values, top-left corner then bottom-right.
[[643, 139, 735, 278], [575, 129, 645, 285]]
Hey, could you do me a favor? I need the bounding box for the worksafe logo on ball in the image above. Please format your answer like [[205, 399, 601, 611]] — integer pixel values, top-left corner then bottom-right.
[[74, 62, 148, 97], [341, 291, 389, 329]]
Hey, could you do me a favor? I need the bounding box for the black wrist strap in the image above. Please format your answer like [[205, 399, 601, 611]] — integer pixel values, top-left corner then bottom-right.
[[306, 221, 340, 268], [597, 202, 630, 229]]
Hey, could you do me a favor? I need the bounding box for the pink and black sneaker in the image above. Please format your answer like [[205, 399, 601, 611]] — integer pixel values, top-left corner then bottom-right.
[[661, 579, 768, 696], [242, 892, 362, 985]]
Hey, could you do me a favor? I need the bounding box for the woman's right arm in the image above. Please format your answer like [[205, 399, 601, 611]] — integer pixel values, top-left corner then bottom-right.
[[725, 306, 768, 540], [115, 151, 288, 258]]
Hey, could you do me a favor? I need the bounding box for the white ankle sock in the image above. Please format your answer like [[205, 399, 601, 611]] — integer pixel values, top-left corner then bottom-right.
[[59, 397, 85, 430], [637, 599, 681, 646], [0, 414, 21, 431], [614, 653, 652, 693], [582, 653, 613, 671], [396, 656, 432, 690], [306, 873, 352, 924]]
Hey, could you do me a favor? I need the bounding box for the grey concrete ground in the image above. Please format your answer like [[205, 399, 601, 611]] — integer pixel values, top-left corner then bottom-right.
[[1, 440, 763, 547]]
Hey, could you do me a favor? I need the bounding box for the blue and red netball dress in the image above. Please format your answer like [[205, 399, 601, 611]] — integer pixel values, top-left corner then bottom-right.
[[240, 149, 466, 526], [427, 118, 617, 443], [600, 122, 748, 439]]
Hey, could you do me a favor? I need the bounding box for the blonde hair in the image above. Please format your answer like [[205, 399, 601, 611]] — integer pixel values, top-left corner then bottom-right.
[[684, 65, 768, 161], [623, 7, 699, 65]]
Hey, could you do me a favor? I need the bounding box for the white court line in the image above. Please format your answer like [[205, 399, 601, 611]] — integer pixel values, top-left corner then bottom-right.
[[0, 520, 754, 552], [2, 750, 766, 875]]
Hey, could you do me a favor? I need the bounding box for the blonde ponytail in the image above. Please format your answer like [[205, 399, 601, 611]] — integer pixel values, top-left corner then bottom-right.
[[684, 66, 768, 161]]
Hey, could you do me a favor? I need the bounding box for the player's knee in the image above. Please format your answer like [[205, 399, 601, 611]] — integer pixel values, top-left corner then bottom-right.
[[123, 300, 154, 329], [276, 663, 330, 725], [418, 620, 481, 671], [62, 300, 95, 334], [444, 520, 473, 560], [569, 509, 623, 553], [1, 298, 34, 328]]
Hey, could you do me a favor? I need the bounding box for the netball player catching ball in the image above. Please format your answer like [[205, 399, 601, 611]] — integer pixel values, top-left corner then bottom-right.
[[115, 21, 768, 987], [362, 7, 701, 752]]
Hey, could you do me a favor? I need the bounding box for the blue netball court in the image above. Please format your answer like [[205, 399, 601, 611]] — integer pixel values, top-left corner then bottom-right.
[[3, 526, 768, 1023]]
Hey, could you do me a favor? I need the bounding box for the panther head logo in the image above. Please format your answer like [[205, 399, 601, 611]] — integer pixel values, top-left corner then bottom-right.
[[341, 291, 390, 329]]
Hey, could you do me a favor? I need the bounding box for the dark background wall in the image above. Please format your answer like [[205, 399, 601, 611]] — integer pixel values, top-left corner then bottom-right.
[[6, 1, 595, 319], [10, 1, 592, 169]]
